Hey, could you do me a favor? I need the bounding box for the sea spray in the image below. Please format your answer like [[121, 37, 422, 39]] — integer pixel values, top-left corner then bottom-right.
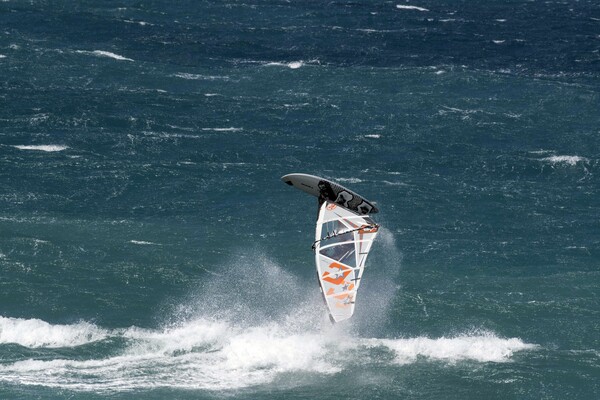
[[0, 315, 536, 392]]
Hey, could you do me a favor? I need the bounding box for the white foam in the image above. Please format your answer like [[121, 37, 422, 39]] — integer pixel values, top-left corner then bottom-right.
[[542, 155, 589, 166], [336, 177, 363, 184], [129, 240, 160, 245], [493, 40, 506, 44], [264, 61, 304, 69], [13, 145, 68, 152], [123, 19, 151, 26], [529, 149, 554, 155], [365, 134, 381, 138], [0, 315, 537, 392], [0, 255, 538, 392], [0, 317, 339, 391], [220, 324, 335, 374], [396, 4, 429, 12], [172, 73, 230, 80], [92, 50, 133, 61], [201, 127, 243, 132], [382, 180, 408, 186], [76, 50, 133, 61], [0, 54, 6, 59], [369, 332, 536, 364], [0, 316, 109, 348]]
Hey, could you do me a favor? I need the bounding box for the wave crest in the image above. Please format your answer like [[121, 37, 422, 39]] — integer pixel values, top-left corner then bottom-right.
[[0, 315, 536, 392], [0, 316, 108, 348]]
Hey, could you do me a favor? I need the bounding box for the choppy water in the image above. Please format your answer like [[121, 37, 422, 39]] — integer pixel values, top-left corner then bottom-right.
[[1, 1, 599, 399]]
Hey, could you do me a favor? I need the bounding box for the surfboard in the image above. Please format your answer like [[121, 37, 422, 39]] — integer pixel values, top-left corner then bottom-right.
[[281, 173, 379, 215]]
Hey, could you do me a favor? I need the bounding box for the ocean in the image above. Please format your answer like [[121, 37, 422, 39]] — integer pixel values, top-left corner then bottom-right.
[[0, 0, 598, 398]]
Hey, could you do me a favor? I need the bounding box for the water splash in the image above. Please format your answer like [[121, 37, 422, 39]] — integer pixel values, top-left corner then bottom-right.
[[0, 252, 536, 392]]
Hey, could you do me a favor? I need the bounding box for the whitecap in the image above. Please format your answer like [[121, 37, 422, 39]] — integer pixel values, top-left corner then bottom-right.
[[529, 149, 554, 155], [541, 155, 589, 166], [0, 317, 536, 392], [364, 134, 381, 138], [0, 316, 109, 348], [201, 127, 243, 132], [76, 50, 133, 61], [336, 177, 363, 184], [123, 19, 152, 26], [0, 55, 6, 59], [264, 61, 304, 69], [13, 145, 68, 152], [382, 180, 408, 186], [493, 40, 506, 44], [0, 317, 339, 391], [129, 240, 160, 246], [368, 332, 537, 364], [396, 4, 429, 12], [172, 73, 230, 80], [0, 253, 538, 392], [92, 50, 133, 61]]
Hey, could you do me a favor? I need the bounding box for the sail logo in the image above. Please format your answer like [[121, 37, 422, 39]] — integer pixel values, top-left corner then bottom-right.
[[322, 262, 351, 285]]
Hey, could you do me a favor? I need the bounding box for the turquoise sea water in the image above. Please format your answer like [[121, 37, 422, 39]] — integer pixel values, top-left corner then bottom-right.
[[1, 1, 599, 398]]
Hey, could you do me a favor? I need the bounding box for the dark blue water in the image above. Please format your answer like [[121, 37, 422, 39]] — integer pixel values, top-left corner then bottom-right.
[[1, 1, 599, 398]]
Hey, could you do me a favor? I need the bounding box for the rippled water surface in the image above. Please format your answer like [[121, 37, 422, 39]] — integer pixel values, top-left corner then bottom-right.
[[1, 1, 599, 399]]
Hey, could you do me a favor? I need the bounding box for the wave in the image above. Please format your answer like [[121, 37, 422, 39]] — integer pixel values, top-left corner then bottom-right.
[[368, 332, 536, 364], [76, 50, 133, 62], [12, 145, 68, 152], [264, 61, 304, 69], [201, 127, 243, 132], [172, 73, 230, 80], [336, 177, 363, 184], [0, 316, 536, 392], [0, 316, 109, 348], [396, 4, 429, 12], [0, 252, 537, 391], [129, 240, 160, 245], [541, 155, 589, 166]]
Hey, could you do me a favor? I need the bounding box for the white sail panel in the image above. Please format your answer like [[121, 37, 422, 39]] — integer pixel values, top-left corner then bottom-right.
[[314, 201, 379, 322]]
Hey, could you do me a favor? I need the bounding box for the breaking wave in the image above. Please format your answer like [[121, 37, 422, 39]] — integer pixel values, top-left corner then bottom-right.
[[266, 61, 303, 69], [0, 248, 536, 392], [75, 50, 133, 62], [0, 316, 109, 348], [0, 316, 536, 392], [541, 155, 589, 166], [396, 4, 429, 12], [12, 145, 68, 152]]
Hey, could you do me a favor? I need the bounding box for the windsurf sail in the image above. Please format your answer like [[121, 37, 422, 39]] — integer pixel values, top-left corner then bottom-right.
[[282, 173, 380, 323], [314, 201, 379, 323]]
